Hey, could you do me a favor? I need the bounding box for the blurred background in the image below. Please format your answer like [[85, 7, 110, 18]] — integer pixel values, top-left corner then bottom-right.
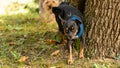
[[0, 0, 39, 15]]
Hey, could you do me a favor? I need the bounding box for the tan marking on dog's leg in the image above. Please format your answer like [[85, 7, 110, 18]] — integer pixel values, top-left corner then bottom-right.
[[62, 35, 66, 46], [68, 45, 73, 64], [79, 42, 84, 58]]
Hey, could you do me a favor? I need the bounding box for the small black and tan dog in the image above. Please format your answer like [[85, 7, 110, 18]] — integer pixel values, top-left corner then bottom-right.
[[52, 2, 85, 64]]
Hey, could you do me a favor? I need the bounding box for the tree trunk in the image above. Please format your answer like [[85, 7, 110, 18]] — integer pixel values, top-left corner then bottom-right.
[[68, 0, 120, 58]]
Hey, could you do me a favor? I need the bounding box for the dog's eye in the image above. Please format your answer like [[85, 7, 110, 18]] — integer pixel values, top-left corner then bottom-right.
[[45, 1, 49, 4], [52, 0, 55, 3], [71, 27, 74, 30], [65, 28, 69, 33]]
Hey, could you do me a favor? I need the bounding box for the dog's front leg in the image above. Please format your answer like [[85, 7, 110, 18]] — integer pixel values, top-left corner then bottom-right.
[[62, 34, 66, 46], [67, 40, 73, 64]]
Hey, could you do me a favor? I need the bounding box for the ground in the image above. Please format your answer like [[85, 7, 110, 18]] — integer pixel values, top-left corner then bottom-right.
[[0, 13, 120, 68]]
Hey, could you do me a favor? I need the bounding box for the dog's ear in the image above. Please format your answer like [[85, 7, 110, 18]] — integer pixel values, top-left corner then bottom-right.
[[52, 7, 62, 15]]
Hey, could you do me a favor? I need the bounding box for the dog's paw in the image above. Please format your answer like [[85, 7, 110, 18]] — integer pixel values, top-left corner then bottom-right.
[[68, 59, 73, 64], [79, 55, 84, 59], [79, 48, 84, 59]]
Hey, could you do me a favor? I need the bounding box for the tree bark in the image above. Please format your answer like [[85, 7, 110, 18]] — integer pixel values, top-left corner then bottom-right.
[[68, 0, 120, 58]]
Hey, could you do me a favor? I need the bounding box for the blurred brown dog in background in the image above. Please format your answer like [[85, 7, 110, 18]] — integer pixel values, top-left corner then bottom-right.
[[39, 0, 62, 23]]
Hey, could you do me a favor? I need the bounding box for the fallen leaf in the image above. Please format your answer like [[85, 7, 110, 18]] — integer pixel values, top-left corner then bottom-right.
[[8, 42, 16, 45], [50, 67, 56, 68], [0, 27, 4, 31], [46, 39, 59, 44], [51, 50, 60, 56], [0, 33, 3, 38], [17, 56, 28, 62]]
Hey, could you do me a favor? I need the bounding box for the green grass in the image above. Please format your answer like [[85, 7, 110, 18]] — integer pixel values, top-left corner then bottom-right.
[[0, 12, 120, 68], [0, 12, 58, 67]]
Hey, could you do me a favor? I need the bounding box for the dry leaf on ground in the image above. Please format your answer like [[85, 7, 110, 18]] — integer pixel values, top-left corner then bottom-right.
[[17, 56, 28, 62], [51, 50, 60, 56], [45, 39, 59, 44], [8, 42, 16, 45]]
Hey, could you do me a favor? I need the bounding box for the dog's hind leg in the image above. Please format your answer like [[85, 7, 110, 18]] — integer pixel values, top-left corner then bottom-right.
[[79, 32, 85, 58], [79, 41, 84, 59]]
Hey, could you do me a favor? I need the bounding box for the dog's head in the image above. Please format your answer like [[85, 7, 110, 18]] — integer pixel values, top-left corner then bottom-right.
[[57, 15, 81, 40], [52, 2, 83, 40], [43, 0, 59, 11], [63, 19, 81, 40]]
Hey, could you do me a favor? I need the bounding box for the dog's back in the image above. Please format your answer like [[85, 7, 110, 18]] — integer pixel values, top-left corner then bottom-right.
[[57, 2, 83, 20]]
